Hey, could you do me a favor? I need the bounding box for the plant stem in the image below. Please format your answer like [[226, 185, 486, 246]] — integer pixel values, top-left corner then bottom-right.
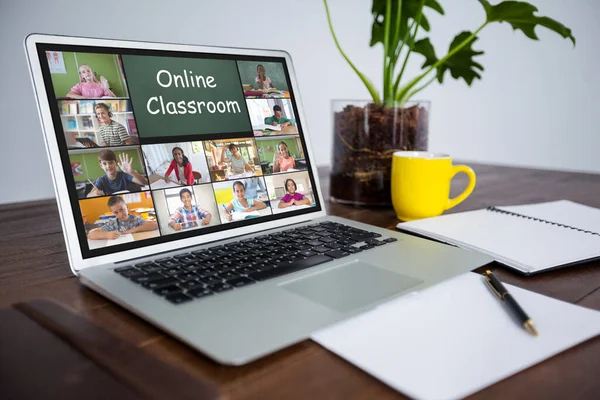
[[396, 22, 488, 103], [385, 0, 402, 106], [394, 0, 426, 101], [383, 0, 392, 101], [323, 0, 381, 104], [391, 20, 415, 96], [405, 74, 437, 100], [392, 0, 403, 60]]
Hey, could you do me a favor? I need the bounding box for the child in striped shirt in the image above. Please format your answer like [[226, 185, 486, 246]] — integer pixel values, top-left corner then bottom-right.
[[95, 103, 129, 146]]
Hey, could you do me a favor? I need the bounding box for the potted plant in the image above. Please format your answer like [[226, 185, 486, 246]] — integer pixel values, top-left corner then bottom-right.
[[325, 0, 575, 205]]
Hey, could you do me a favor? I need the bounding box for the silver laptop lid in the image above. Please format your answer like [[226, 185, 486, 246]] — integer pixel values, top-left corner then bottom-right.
[[25, 34, 326, 273]]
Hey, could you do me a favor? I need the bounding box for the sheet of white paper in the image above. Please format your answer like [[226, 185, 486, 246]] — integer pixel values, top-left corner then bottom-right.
[[150, 179, 182, 189], [107, 233, 135, 245], [229, 172, 256, 180], [253, 123, 281, 131], [231, 210, 260, 220], [312, 273, 600, 400], [271, 203, 312, 214]]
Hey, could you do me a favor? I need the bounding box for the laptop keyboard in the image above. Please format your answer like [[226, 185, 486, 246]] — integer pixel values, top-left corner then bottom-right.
[[114, 222, 397, 305]]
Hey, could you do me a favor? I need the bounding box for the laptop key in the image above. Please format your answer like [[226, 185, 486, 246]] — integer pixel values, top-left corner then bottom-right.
[[226, 277, 255, 288], [119, 268, 144, 278], [165, 292, 193, 304], [187, 287, 213, 298], [319, 237, 337, 243], [248, 255, 334, 282], [153, 285, 182, 296], [292, 244, 312, 250], [113, 265, 131, 272], [131, 272, 165, 284], [304, 235, 321, 241], [174, 272, 199, 282], [162, 268, 183, 276], [143, 277, 179, 290], [193, 254, 213, 262], [173, 255, 196, 263], [134, 262, 156, 269], [208, 283, 233, 293], [157, 260, 181, 269], [324, 250, 351, 259], [180, 263, 203, 272], [200, 275, 223, 285], [342, 247, 363, 254], [253, 263, 274, 272], [177, 280, 204, 290], [384, 238, 398, 243], [312, 246, 331, 254], [351, 233, 375, 242], [299, 250, 318, 257], [137, 264, 163, 273], [217, 271, 240, 280], [237, 266, 256, 275], [359, 244, 375, 250], [194, 267, 217, 278]]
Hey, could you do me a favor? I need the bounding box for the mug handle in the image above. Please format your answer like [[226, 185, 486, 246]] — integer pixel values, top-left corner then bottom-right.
[[445, 165, 476, 211]]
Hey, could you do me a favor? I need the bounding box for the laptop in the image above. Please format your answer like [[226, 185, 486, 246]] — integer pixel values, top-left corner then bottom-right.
[[25, 34, 493, 365]]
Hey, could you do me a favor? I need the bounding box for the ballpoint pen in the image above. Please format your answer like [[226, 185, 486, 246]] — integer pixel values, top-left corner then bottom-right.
[[483, 270, 539, 336]]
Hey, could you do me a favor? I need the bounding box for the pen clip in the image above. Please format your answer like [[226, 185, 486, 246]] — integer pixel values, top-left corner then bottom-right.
[[484, 276, 503, 299]]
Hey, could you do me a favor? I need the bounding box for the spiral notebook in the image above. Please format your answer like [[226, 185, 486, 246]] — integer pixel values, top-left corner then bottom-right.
[[397, 200, 600, 274]]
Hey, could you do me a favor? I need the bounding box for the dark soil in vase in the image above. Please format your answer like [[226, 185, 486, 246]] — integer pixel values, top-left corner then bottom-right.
[[330, 103, 429, 206]]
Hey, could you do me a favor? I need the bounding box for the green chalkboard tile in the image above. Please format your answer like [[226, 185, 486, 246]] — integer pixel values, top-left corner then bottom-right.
[[122, 55, 251, 138]]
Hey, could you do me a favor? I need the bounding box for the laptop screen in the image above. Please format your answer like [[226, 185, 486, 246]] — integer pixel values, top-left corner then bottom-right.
[[35, 43, 321, 259]]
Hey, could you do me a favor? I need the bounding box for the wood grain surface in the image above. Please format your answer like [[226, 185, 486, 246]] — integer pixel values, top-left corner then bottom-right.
[[1, 164, 599, 399]]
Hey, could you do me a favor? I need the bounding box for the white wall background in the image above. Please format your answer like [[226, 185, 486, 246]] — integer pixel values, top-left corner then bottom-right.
[[1, 0, 598, 205]]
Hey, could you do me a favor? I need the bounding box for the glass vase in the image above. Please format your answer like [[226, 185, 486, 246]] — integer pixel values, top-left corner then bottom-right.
[[329, 100, 430, 206]]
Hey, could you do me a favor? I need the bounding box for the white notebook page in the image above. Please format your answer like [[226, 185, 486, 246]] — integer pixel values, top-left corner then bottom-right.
[[398, 203, 600, 273], [499, 200, 600, 234]]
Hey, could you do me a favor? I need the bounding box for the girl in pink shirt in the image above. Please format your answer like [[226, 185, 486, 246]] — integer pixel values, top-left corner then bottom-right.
[[255, 64, 274, 90], [66, 64, 116, 99], [278, 178, 311, 209], [165, 147, 195, 186], [273, 142, 295, 172]]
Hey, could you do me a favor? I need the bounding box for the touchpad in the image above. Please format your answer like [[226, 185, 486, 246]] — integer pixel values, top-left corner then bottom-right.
[[281, 261, 423, 313]]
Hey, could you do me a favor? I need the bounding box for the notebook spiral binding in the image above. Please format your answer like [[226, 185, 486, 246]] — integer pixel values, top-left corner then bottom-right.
[[486, 206, 600, 237]]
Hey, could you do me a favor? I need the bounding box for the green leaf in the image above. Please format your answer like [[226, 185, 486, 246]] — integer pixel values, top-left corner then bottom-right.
[[437, 32, 485, 85], [478, 0, 575, 45], [412, 38, 438, 68], [370, 0, 444, 56]]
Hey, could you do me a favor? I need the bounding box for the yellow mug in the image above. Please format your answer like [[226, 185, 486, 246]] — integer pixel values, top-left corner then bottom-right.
[[391, 151, 476, 221]]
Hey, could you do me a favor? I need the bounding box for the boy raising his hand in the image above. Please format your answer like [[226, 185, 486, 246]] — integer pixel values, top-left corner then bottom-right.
[[88, 150, 148, 197]]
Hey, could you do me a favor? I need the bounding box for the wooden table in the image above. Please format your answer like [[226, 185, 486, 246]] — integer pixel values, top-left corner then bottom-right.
[[1, 164, 599, 399]]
